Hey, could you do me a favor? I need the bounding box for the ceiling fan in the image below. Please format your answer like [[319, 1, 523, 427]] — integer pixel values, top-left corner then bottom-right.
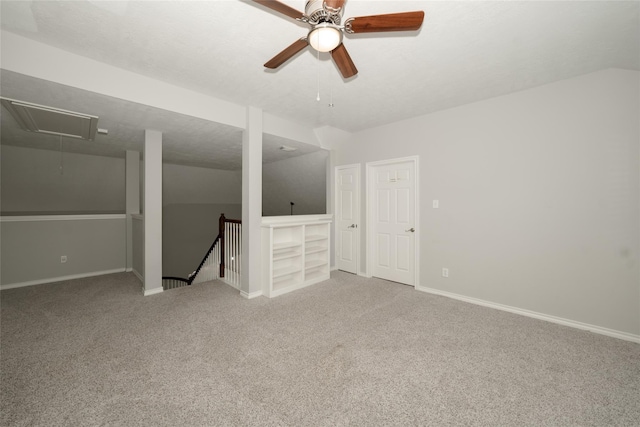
[[253, 0, 424, 78]]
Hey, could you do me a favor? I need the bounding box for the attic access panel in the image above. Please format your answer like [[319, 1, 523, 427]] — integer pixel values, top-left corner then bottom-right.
[[0, 97, 98, 141]]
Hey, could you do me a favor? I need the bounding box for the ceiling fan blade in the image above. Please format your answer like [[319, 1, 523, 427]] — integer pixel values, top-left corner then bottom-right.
[[264, 38, 309, 69], [324, 0, 345, 11], [252, 0, 304, 20], [345, 11, 425, 33], [331, 43, 358, 78]]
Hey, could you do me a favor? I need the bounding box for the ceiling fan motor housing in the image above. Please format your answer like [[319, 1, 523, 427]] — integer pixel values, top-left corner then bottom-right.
[[305, 0, 343, 25]]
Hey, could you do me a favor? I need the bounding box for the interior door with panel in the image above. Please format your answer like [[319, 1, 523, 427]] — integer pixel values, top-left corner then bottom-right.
[[335, 165, 360, 274], [370, 160, 416, 285]]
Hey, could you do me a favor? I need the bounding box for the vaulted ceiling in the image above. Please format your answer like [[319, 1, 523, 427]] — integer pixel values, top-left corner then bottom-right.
[[1, 1, 638, 167]]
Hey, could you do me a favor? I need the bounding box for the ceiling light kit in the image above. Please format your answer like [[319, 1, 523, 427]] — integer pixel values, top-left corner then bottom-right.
[[308, 23, 342, 52], [305, 0, 344, 52], [255, 0, 424, 78]]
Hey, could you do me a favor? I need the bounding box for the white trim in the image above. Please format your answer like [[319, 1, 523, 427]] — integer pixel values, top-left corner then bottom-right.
[[414, 157, 420, 288], [143, 287, 163, 296], [366, 163, 371, 278], [365, 156, 420, 287], [240, 290, 263, 299], [334, 163, 361, 276], [416, 286, 640, 344], [0, 269, 126, 290], [132, 269, 144, 283], [0, 214, 126, 222], [330, 265, 339, 272], [265, 276, 328, 298], [261, 214, 333, 227], [125, 267, 133, 272], [131, 214, 143, 221]]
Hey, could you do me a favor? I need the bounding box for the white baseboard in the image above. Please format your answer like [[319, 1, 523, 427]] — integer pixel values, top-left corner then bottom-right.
[[0, 268, 126, 291], [143, 287, 163, 296], [125, 267, 133, 272], [240, 290, 263, 299], [132, 269, 143, 283], [416, 285, 640, 344]]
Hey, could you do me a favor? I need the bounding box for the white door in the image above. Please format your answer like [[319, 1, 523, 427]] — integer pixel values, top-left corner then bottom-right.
[[336, 165, 360, 274], [369, 159, 416, 285]]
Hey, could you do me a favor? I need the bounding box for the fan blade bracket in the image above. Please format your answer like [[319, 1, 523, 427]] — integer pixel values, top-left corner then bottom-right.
[[344, 11, 424, 34]]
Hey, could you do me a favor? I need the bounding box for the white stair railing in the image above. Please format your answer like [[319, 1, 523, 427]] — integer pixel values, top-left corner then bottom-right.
[[190, 238, 221, 285], [186, 214, 241, 288], [223, 220, 242, 289]]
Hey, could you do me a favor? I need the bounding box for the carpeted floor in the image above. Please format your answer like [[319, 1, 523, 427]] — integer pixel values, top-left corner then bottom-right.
[[1, 271, 639, 426]]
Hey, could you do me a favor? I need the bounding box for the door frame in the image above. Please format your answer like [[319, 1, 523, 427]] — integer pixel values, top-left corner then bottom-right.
[[365, 156, 420, 286], [334, 163, 361, 275]]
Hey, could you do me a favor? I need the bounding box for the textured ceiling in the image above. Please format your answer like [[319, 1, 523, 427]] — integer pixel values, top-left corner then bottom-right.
[[0, 70, 322, 170], [1, 0, 638, 163]]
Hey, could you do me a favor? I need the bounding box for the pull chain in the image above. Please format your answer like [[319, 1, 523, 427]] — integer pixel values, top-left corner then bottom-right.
[[328, 72, 334, 108], [59, 135, 64, 175], [316, 47, 321, 101]]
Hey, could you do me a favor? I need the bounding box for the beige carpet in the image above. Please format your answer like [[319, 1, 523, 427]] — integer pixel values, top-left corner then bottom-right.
[[1, 271, 639, 426]]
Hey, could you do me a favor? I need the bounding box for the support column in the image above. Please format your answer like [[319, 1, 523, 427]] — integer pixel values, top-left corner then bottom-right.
[[125, 150, 140, 272], [241, 106, 263, 298], [143, 130, 163, 296]]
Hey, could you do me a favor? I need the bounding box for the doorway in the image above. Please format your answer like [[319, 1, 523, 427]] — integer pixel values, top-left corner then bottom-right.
[[366, 156, 419, 286], [335, 164, 360, 274]]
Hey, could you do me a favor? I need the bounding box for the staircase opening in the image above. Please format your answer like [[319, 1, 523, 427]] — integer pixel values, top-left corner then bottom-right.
[[162, 213, 241, 290]]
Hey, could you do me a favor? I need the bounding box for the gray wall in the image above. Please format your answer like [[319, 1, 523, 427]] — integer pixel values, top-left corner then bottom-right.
[[162, 163, 242, 277], [262, 150, 328, 216], [1, 216, 126, 286], [0, 146, 128, 287], [163, 163, 242, 206], [334, 68, 639, 336], [0, 147, 244, 281], [1, 145, 125, 214]]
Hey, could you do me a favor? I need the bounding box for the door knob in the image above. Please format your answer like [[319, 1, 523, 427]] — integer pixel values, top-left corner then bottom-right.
[[348, 224, 357, 228], [405, 227, 415, 232]]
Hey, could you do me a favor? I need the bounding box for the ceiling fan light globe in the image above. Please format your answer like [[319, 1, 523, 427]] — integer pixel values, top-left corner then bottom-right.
[[308, 25, 342, 52]]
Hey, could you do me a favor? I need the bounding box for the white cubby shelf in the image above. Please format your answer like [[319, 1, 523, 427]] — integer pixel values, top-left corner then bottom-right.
[[261, 214, 332, 298]]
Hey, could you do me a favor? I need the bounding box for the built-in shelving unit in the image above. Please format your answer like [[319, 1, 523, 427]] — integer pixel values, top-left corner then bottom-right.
[[262, 214, 332, 298]]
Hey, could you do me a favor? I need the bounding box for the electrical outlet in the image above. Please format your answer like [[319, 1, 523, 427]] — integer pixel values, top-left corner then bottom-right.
[[61, 255, 67, 263], [442, 268, 449, 278]]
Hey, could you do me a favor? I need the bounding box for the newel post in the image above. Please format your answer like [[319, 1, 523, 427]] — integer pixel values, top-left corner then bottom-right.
[[219, 213, 226, 278]]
